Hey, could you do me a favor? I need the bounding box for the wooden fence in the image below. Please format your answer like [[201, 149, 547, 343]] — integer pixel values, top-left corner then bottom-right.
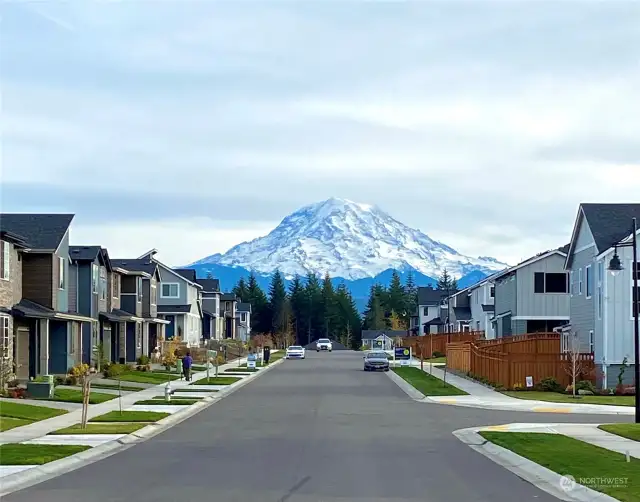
[[403, 331, 484, 358], [447, 333, 596, 389]]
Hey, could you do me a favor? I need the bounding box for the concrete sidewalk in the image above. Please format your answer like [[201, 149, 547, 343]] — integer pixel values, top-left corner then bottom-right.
[[0, 356, 251, 444], [404, 359, 635, 416]]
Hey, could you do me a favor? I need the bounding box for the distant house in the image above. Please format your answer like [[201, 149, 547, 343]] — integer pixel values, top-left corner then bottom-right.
[[417, 286, 446, 335], [196, 278, 221, 340], [467, 275, 497, 338], [236, 302, 252, 341], [361, 329, 406, 350], [0, 214, 94, 378], [110, 258, 168, 362], [491, 246, 570, 338], [220, 293, 239, 339], [137, 250, 203, 346], [564, 203, 640, 388], [447, 288, 472, 332]]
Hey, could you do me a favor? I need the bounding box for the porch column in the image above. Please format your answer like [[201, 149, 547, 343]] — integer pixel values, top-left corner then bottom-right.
[[38, 319, 49, 375], [119, 321, 127, 361], [142, 322, 149, 358]]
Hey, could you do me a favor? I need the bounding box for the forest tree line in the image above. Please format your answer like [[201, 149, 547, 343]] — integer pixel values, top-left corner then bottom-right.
[[231, 268, 459, 349]]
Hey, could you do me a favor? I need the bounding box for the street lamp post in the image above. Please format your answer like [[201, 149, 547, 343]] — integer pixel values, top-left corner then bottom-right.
[[607, 217, 639, 423]]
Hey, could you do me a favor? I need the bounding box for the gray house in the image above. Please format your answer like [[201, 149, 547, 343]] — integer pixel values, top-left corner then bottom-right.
[[564, 203, 640, 388], [236, 302, 252, 341], [491, 246, 570, 338], [447, 288, 472, 332], [361, 330, 406, 350], [468, 274, 497, 338], [221, 293, 238, 339], [417, 287, 446, 334], [138, 250, 203, 346], [196, 278, 221, 340]]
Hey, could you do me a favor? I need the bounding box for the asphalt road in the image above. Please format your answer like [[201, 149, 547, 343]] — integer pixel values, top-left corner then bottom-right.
[[5, 351, 633, 502]]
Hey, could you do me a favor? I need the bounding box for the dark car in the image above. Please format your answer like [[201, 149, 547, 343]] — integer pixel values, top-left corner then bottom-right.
[[363, 351, 390, 371]]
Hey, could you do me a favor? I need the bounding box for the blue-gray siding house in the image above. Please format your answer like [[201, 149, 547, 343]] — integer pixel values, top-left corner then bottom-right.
[[0, 214, 94, 377], [416, 287, 446, 335], [491, 246, 570, 338], [564, 203, 640, 389]]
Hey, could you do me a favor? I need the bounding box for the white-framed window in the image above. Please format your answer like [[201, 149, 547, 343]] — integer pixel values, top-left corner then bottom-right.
[[59, 256, 66, 289], [137, 277, 143, 301], [588, 330, 594, 353], [240, 312, 246, 322], [92, 264, 99, 293], [423, 306, 428, 316], [0, 316, 10, 359], [569, 271, 574, 295], [99, 268, 107, 300], [161, 283, 180, 298], [490, 286, 495, 298], [151, 282, 157, 305], [578, 268, 583, 295], [112, 274, 120, 299], [0, 241, 10, 280], [596, 261, 603, 320], [585, 265, 592, 299]]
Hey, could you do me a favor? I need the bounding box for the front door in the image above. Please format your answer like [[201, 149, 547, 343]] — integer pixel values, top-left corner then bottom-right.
[[15, 327, 30, 380], [148, 324, 158, 356], [49, 320, 68, 374], [165, 315, 175, 339], [126, 322, 136, 362]]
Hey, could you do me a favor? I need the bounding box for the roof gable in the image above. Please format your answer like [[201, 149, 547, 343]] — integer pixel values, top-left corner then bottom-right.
[[174, 268, 197, 283], [196, 278, 220, 292], [417, 286, 445, 305], [581, 203, 640, 254], [0, 213, 74, 251], [494, 246, 568, 282], [111, 258, 157, 276]]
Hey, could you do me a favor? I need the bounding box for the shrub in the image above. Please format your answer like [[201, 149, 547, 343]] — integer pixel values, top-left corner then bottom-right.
[[538, 376, 563, 393], [432, 351, 446, 358], [575, 380, 596, 394], [135, 364, 151, 372], [137, 355, 150, 366], [103, 363, 127, 379]]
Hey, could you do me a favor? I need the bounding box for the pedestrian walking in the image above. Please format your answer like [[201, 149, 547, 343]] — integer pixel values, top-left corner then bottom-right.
[[182, 351, 193, 381]]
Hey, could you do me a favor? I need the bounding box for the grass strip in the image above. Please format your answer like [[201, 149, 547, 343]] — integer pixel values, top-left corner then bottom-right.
[[90, 411, 170, 422], [392, 367, 467, 396], [599, 424, 640, 442], [50, 423, 147, 434], [0, 444, 91, 465], [502, 391, 634, 407], [192, 377, 240, 385], [0, 401, 67, 420]]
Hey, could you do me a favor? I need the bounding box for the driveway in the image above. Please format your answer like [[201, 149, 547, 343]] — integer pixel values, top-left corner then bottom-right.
[[4, 351, 631, 502]]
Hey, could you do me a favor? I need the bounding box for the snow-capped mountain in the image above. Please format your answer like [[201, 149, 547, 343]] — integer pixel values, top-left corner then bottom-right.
[[190, 197, 508, 280]]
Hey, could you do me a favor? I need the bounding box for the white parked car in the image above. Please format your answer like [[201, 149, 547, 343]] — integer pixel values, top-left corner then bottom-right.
[[316, 338, 333, 352], [285, 345, 306, 359]]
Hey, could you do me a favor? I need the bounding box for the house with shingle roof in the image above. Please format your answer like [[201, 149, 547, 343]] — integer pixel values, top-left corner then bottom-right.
[[564, 203, 640, 388], [416, 286, 447, 335], [196, 277, 222, 340], [0, 214, 95, 379], [236, 302, 252, 341], [137, 250, 203, 346]]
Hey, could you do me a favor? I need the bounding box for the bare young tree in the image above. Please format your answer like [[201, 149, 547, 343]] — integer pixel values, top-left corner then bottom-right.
[[562, 330, 592, 397]]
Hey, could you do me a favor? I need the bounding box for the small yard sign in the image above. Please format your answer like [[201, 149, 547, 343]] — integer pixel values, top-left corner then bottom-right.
[[525, 376, 534, 388]]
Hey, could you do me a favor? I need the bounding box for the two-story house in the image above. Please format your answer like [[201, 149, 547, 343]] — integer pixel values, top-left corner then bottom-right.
[[446, 288, 472, 332], [491, 245, 570, 338], [137, 250, 203, 346], [196, 278, 221, 340], [468, 275, 497, 338], [110, 258, 168, 362], [236, 302, 252, 341], [564, 203, 640, 388], [1, 214, 94, 378], [221, 293, 238, 339], [417, 286, 446, 334]]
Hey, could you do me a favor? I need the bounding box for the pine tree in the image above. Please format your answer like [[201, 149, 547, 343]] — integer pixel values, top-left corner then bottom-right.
[[335, 283, 362, 348], [268, 270, 288, 335], [321, 273, 337, 339], [206, 271, 214, 279], [233, 277, 249, 302], [437, 268, 456, 292], [246, 272, 270, 333], [288, 274, 305, 344], [363, 285, 387, 330], [405, 270, 418, 319], [387, 270, 407, 326], [450, 277, 459, 292], [304, 272, 322, 345]]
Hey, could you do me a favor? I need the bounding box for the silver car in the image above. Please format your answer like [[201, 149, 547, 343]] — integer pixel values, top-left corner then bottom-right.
[[363, 351, 390, 371]]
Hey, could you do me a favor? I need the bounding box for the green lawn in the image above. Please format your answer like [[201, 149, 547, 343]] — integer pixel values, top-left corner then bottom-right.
[[89, 411, 170, 422], [192, 377, 241, 385], [0, 400, 68, 421], [502, 391, 634, 407], [39, 388, 115, 404], [51, 423, 147, 434], [426, 357, 446, 363], [225, 367, 256, 373], [0, 444, 91, 465], [173, 388, 218, 393], [90, 383, 146, 392], [116, 371, 181, 384], [392, 367, 468, 396], [135, 399, 200, 406], [0, 416, 33, 432], [480, 432, 640, 502], [599, 424, 640, 442]]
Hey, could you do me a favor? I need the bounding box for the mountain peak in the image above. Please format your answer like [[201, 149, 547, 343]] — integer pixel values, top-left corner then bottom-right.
[[191, 198, 508, 281]]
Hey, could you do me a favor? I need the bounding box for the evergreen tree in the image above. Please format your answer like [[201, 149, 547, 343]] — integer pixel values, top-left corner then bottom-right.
[[335, 283, 362, 348], [232, 277, 249, 302], [387, 270, 407, 326], [288, 274, 306, 344], [363, 285, 387, 330], [405, 270, 418, 317], [321, 273, 337, 339], [437, 268, 456, 292], [268, 270, 288, 334], [304, 272, 323, 344], [450, 277, 459, 292], [246, 272, 270, 333], [206, 271, 214, 279]]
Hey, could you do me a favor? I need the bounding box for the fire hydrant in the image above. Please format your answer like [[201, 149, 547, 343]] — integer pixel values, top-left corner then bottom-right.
[[164, 381, 172, 402]]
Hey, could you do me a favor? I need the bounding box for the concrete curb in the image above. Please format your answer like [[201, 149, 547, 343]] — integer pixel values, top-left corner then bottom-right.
[[0, 357, 285, 496], [453, 427, 620, 502], [385, 368, 427, 401]]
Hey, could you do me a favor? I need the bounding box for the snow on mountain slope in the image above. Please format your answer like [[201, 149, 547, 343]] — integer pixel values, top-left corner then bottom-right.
[[191, 197, 508, 280]]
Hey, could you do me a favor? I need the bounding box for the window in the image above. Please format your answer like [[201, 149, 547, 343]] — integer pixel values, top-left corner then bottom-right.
[[585, 265, 592, 298], [240, 313, 246, 322], [112, 274, 120, 298], [99, 268, 107, 300], [0, 241, 10, 280], [596, 261, 603, 320], [598, 261, 604, 283], [137, 277, 143, 301], [0, 316, 9, 358], [476, 320, 480, 330], [588, 330, 594, 353], [578, 268, 583, 295], [225, 301, 231, 311], [161, 283, 179, 298], [151, 283, 157, 305], [59, 257, 66, 289], [534, 272, 568, 294], [569, 271, 574, 295], [423, 306, 428, 316], [92, 264, 99, 293], [490, 286, 495, 298]]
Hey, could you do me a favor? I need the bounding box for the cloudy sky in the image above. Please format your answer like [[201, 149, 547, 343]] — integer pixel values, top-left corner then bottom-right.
[[2, 1, 639, 267]]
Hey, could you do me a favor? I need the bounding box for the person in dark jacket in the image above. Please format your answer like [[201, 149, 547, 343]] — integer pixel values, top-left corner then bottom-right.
[[263, 346, 271, 365], [182, 351, 193, 381]]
